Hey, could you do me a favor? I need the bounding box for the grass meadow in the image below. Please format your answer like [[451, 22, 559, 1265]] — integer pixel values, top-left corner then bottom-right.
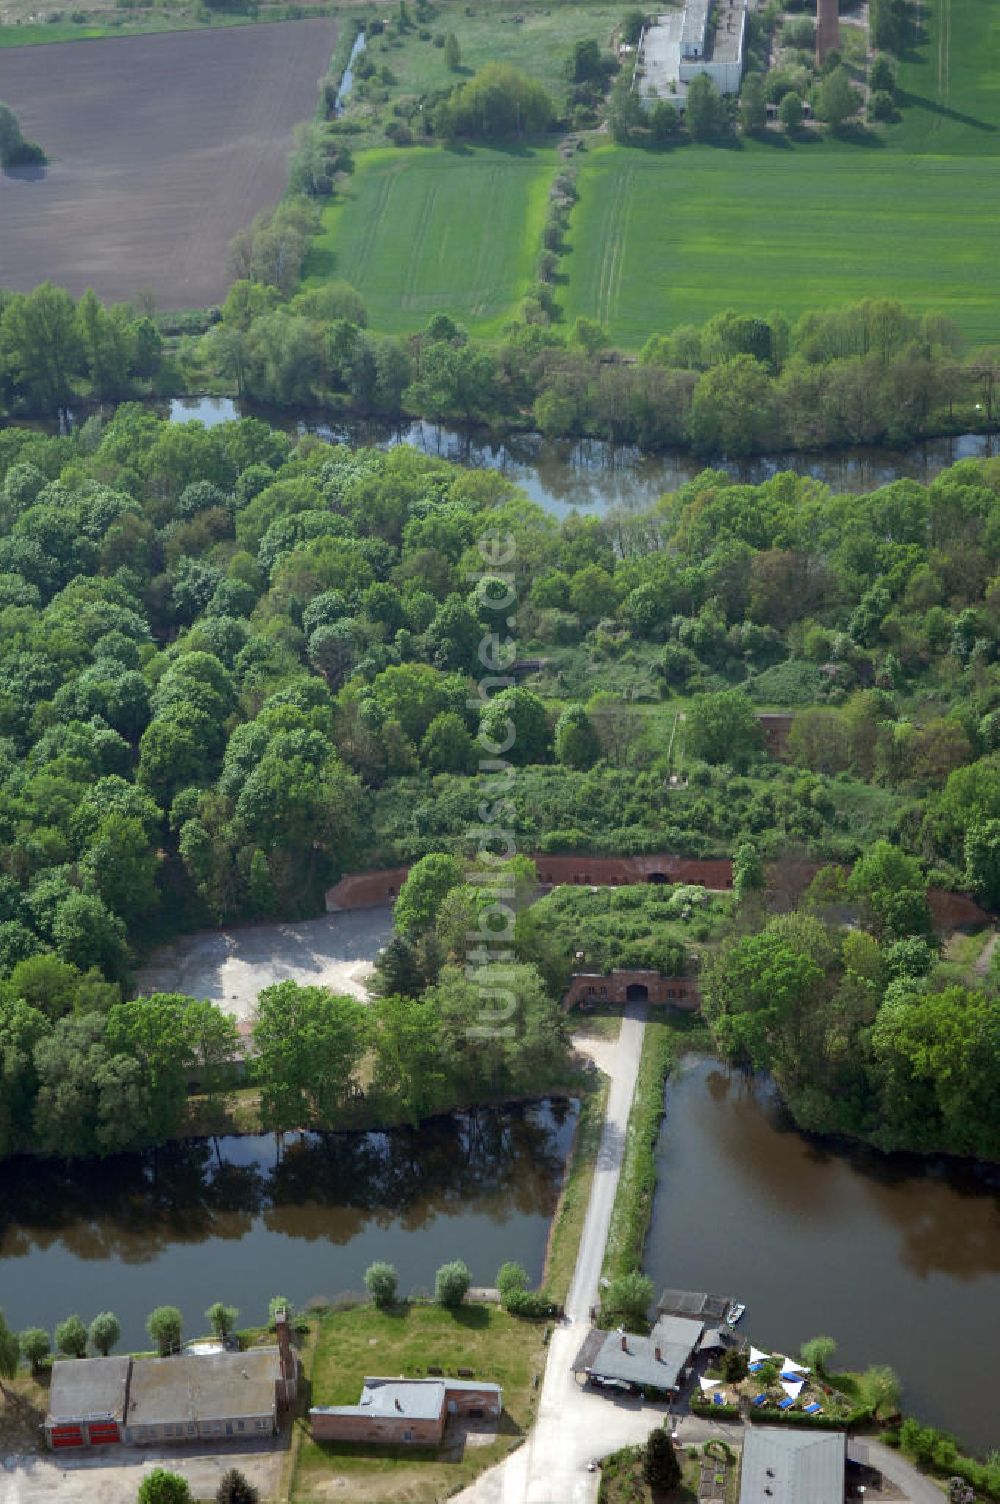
[[558, 141, 1000, 346], [291, 1302, 546, 1502], [339, 1, 624, 147], [305, 146, 557, 335], [560, 0, 1000, 345], [312, 0, 1000, 348]]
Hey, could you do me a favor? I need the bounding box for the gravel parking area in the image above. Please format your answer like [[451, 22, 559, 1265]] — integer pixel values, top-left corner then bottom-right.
[[1, 1437, 285, 1504], [134, 907, 394, 1020]]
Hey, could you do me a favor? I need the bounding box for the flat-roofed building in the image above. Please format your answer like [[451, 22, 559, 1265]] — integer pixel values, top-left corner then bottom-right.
[[638, 0, 747, 109], [310, 1377, 502, 1446], [739, 1426, 847, 1504]]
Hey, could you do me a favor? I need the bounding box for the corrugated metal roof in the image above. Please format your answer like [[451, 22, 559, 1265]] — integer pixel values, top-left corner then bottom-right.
[[739, 1426, 846, 1504]]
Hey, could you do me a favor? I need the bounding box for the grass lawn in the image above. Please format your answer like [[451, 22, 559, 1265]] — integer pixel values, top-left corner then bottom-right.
[[551, 0, 1000, 347], [0, 1373, 48, 1455], [0, 5, 298, 46], [544, 1072, 609, 1303], [290, 1301, 547, 1502], [305, 146, 558, 335]]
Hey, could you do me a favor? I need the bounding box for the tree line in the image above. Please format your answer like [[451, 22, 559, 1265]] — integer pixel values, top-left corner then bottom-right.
[[195, 290, 997, 455], [3, 276, 997, 462]]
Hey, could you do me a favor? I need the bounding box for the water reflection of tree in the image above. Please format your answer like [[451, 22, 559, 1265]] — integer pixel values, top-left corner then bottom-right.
[[264, 1105, 574, 1241], [0, 1103, 576, 1262]]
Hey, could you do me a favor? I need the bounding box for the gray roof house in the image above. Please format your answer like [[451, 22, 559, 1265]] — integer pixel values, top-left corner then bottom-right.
[[123, 1349, 286, 1444], [739, 1426, 847, 1504], [574, 1314, 704, 1394], [311, 1376, 503, 1445]]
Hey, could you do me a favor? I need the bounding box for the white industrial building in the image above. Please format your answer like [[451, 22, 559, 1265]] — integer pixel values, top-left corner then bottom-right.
[[637, 0, 747, 108]]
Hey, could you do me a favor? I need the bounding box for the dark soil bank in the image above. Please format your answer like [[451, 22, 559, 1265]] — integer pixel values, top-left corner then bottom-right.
[[0, 18, 337, 307]]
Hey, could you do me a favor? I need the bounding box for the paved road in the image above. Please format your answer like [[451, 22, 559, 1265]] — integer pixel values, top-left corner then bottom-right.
[[854, 1439, 947, 1504], [454, 1004, 654, 1504], [566, 1005, 647, 1322]]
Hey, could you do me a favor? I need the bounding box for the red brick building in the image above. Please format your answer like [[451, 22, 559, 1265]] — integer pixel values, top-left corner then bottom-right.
[[310, 1377, 502, 1446], [562, 970, 700, 1012]]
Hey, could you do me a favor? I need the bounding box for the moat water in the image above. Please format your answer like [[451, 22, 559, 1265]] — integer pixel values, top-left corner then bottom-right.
[[166, 396, 1000, 518], [0, 1100, 577, 1353], [645, 1056, 1000, 1454]]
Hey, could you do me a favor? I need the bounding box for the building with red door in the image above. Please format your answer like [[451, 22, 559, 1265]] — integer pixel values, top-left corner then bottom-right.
[[45, 1313, 298, 1449], [46, 1356, 131, 1448]]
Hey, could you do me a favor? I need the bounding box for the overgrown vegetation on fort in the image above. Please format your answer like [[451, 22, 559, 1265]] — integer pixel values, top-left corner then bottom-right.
[[0, 412, 999, 1160]]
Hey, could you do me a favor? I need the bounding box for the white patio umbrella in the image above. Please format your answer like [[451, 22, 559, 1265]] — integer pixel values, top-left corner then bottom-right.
[[781, 1378, 805, 1400], [749, 1346, 770, 1364], [699, 1376, 722, 1393]]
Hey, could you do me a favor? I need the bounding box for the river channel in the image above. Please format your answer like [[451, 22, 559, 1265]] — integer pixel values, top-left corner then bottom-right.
[[0, 1100, 577, 1353], [645, 1056, 1000, 1454], [167, 396, 1000, 519]]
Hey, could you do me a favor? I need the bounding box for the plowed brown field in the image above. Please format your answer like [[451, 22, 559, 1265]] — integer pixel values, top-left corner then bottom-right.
[[0, 18, 337, 307]]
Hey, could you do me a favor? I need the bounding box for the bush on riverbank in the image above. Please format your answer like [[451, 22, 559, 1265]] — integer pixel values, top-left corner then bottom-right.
[[893, 1418, 1000, 1500]]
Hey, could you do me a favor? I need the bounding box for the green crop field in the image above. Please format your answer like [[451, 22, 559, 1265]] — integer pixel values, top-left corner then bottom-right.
[[304, 147, 557, 336], [560, 0, 1000, 346], [559, 140, 1000, 346]]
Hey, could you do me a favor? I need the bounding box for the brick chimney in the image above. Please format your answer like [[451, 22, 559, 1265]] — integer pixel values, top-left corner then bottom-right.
[[620, 1333, 628, 1352], [816, 0, 840, 65], [275, 1309, 298, 1406], [655, 1345, 662, 1362]]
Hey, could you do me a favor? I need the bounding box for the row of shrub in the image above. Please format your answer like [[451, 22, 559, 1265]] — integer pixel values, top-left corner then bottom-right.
[[889, 1417, 1000, 1499]]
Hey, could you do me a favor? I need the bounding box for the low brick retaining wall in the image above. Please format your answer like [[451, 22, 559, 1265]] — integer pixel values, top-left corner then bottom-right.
[[324, 855, 991, 932]]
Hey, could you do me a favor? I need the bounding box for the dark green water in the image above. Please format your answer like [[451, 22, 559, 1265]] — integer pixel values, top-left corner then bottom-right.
[[0, 1100, 577, 1351], [645, 1057, 1000, 1454]]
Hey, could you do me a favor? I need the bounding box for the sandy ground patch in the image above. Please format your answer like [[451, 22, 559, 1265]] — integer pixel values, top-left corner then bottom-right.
[[135, 906, 394, 1019]]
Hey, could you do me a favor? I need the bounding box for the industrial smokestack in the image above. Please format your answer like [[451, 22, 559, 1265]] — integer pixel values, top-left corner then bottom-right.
[[816, 0, 840, 65]]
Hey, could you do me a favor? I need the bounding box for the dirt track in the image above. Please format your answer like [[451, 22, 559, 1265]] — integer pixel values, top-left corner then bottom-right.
[[0, 18, 337, 307]]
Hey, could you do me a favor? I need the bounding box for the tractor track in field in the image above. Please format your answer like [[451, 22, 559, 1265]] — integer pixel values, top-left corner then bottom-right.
[[402, 175, 441, 310], [595, 166, 632, 330], [354, 164, 397, 288], [937, 0, 952, 106]]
